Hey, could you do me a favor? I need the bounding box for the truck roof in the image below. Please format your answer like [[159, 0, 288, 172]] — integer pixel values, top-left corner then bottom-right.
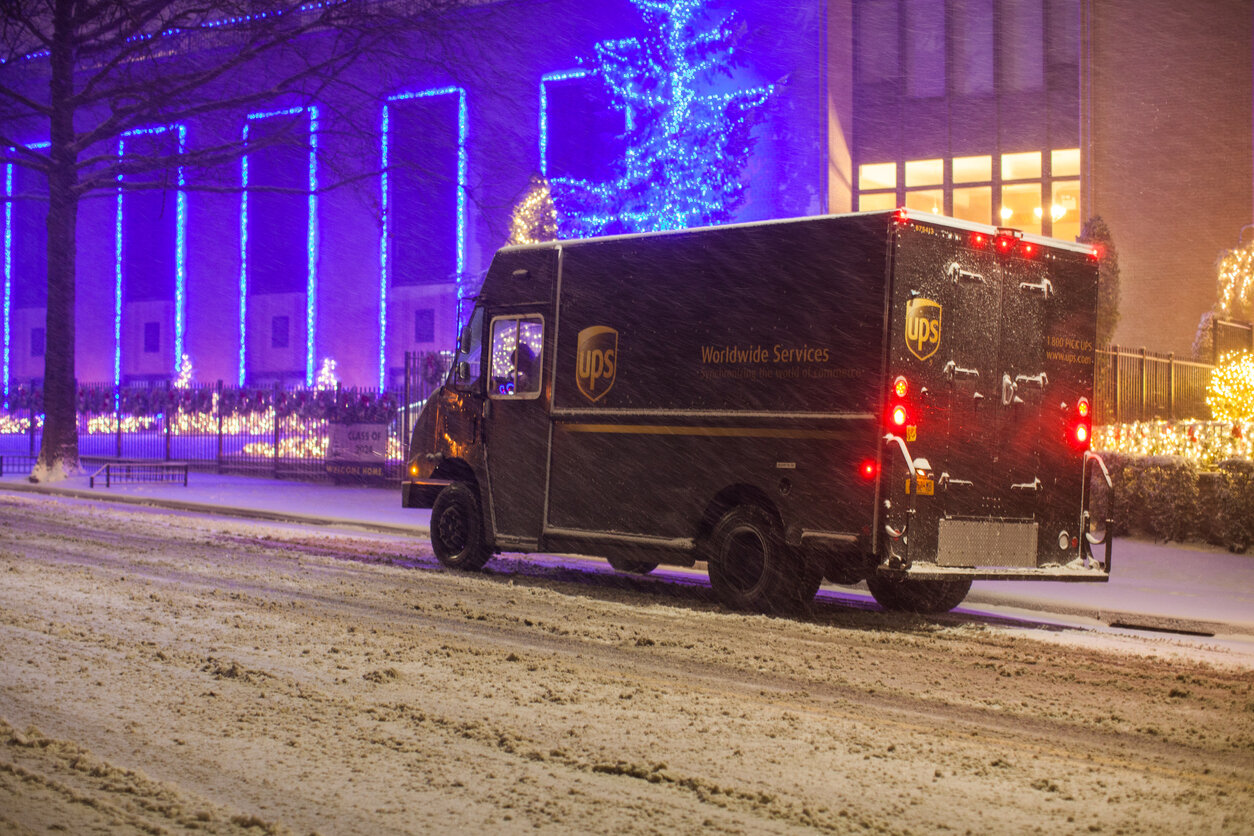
[[498, 209, 1097, 257]]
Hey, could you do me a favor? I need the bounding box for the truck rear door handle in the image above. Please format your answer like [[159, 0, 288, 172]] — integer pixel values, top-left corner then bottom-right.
[[1019, 278, 1054, 299], [944, 360, 980, 381], [947, 262, 985, 284]]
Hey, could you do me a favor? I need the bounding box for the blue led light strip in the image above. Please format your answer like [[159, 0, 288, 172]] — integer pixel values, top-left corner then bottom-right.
[[239, 105, 319, 386], [3, 142, 51, 404], [539, 70, 588, 178], [378, 87, 466, 390], [115, 125, 186, 388]]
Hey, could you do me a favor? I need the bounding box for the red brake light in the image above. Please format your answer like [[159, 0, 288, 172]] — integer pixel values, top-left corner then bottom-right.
[[859, 459, 879, 480], [1075, 424, 1089, 445], [891, 405, 908, 427]]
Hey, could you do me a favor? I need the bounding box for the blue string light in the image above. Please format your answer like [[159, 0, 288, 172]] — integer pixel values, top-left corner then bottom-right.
[[378, 87, 467, 390], [2, 160, 10, 406], [115, 124, 186, 388], [238, 106, 319, 387], [551, 0, 773, 238]]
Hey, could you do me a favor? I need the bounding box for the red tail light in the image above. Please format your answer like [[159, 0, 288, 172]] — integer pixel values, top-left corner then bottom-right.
[[859, 459, 879, 480], [891, 404, 908, 427], [1066, 399, 1092, 450], [1075, 423, 1089, 445]]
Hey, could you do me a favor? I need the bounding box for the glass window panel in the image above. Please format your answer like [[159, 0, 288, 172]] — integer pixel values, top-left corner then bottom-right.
[[489, 315, 544, 398], [905, 158, 943, 188], [1051, 147, 1080, 178], [953, 186, 992, 225], [1000, 183, 1042, 234], [1000, 0, 1045, 91], [859, 162, 897, 191], [1051, 179, 1081, 242], [953, 155, 992, 183], [953, 0, 994, 95], [905, 0, 945, 98], [1002, 151, 1042, 181], [858, 191, 898, 211], [904, 189, 944, 215], [857, 0, 898, 83]]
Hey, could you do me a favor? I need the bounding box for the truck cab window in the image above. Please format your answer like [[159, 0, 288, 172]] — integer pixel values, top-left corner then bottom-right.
[[453, 307, 484, 387], [489, 315, 544, 398]]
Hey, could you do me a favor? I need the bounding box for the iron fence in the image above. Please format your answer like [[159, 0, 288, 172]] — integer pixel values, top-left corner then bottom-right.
[[0, 351, 450, 483], [1093, 346, 1214, 425]]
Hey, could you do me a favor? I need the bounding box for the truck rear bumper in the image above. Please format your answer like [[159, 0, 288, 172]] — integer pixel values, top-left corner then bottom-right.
[[878, 563, 1110, 582]]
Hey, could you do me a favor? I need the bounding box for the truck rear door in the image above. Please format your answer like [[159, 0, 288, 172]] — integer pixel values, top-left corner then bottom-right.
[[884, 216, 1098, 573]]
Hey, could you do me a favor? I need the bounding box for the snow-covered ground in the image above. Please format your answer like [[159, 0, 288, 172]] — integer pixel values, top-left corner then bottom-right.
[[0, 491, 1251, 833]]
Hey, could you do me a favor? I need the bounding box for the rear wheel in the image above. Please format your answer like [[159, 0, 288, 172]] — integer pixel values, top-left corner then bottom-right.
[[430, 482, 491, 571], [866, 574, 972, 614], [706, 506, 820, 614], [607, 556, 660, 575]]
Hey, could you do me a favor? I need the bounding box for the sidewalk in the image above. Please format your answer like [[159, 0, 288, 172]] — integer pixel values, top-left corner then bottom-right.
[[1, 469, 1251, 638], [0, 470, 430, 535]]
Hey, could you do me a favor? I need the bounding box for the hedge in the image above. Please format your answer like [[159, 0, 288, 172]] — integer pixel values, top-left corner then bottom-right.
[[1093, 453, 1254, 552]]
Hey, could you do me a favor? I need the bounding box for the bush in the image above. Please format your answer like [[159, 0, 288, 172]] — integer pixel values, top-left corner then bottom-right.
[[1213, 459, 1254, 552], [1102, 454, 1199, 542]]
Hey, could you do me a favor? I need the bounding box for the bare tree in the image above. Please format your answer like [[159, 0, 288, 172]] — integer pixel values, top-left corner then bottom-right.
[[0, 0, 471, 481]]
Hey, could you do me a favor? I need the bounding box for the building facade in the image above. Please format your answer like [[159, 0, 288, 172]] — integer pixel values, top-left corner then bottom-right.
[[3, 0, 1250, 392]]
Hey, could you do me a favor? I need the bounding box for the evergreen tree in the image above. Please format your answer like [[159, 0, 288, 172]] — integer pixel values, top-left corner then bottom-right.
[[552, 0, 773, 238]]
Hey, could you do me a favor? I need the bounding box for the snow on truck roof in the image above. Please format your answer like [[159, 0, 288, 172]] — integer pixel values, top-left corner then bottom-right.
[[498, 209, 1097, 256]]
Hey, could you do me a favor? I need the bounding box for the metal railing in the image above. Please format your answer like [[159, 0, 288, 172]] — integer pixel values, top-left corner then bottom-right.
[[1093, 346, 1214, 424]]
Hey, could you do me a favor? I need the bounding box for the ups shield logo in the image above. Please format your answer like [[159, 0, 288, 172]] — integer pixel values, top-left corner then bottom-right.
[[576, 326, 617, 402], [904, 298, 943, 361]]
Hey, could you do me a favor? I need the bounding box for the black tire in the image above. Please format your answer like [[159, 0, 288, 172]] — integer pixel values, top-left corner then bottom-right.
[[706, 506, 820, 613], [865, 574, 972, 614], [430, 482, 492, 571], [606, 556, 660, 575]]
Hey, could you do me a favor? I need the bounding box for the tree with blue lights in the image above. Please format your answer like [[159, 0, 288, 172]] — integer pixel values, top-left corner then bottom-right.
[[552, 0, 774, 238]]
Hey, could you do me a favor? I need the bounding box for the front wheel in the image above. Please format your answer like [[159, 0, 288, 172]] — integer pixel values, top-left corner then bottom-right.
[[430, 482, 491, 571], [865, 574, 971, 614], [706, 506, 820, 614]]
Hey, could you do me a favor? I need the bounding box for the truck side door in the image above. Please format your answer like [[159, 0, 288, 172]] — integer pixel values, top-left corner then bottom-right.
[[482, 313, 550, 546]]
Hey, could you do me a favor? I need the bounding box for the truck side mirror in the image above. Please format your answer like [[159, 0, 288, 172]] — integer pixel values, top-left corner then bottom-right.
[[456, 360, 471, 382], [458, 326, 473, 354]]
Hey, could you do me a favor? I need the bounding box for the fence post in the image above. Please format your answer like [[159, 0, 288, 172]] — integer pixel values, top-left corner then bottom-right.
[[115, 384, 123, 458], [165, 380, 172, 460], [1138, 347, 1147, 422], [403, 352, 411, 464], [1110, 345, 1121, 425], [1167, 352, 1176, 421], [273, 382, 280, 478], [216, 380, 224, 474]]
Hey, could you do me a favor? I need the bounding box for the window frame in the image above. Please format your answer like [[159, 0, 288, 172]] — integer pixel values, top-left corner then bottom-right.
[[487, 314, 545, 401]]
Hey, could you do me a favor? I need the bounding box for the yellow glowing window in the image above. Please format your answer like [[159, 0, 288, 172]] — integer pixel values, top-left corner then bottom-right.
[[904, 189, 944, 215], [952, 155, 991, 184], [952, 186, 991, 225], [905, 158, 943, 188], [1000, 183, 1042, 234], [1052, 148, 1080, 178], [858, 191, 898, 211], [859, 162, 897, 191], [1051, 179, 1081, 242], [1001, 151, 1041, 181]]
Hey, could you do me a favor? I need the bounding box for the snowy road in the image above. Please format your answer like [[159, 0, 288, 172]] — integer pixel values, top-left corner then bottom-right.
[[0, 493, 1251, 834]]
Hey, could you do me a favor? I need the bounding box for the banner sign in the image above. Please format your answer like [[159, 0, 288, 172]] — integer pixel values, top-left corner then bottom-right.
[[326, 423, 388, 481]]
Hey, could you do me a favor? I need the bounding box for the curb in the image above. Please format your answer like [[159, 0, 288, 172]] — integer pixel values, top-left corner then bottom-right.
[[0, 479, 430, 539]]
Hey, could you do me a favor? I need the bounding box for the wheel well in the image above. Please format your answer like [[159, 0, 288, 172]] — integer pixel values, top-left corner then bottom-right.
[[433, 458, 478, 496], [697, 484, 779, 548]]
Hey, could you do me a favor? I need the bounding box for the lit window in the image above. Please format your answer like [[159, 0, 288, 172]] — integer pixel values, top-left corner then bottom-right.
[[859, 162, 896, 191], [859, 192, 897, 211], [1000, 183, 1042, 235], [904, 189, 943, 215], [905, 158, 943, 188], [489, 315, 544, 398], [953, 186, 991, 224], [1052, 148, 1080, 178], [1051, 179, 1081, 242], [952, 155, 991, 184], [1002, 152, 1042, 181]]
